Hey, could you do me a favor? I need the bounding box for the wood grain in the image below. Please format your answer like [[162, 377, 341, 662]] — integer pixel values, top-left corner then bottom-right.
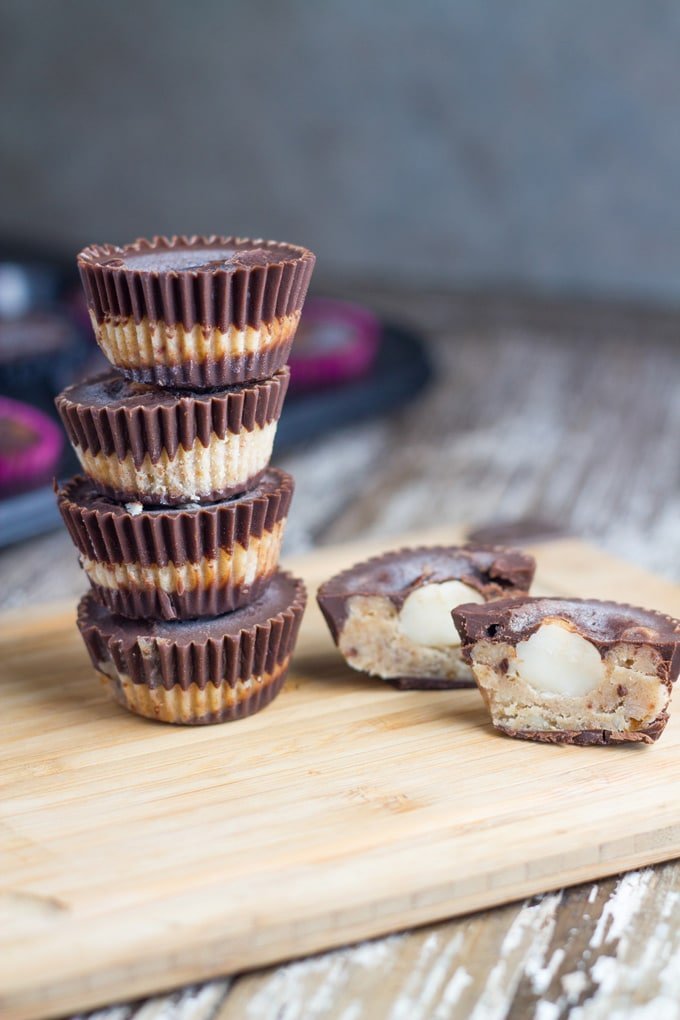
[[2, 286, 680, 1019], [1, 530, 680, 1020], [216, 868, 680, 1020]]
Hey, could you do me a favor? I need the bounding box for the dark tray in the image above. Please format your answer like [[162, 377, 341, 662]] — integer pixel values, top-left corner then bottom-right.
[[0, 322, 431, 549]]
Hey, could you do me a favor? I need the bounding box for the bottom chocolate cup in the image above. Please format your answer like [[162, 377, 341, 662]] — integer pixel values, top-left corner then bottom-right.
[[77, 571, 306, 725], [494, 722, 668, 747]]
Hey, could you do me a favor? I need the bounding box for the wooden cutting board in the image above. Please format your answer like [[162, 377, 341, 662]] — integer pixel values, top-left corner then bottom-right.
[[2, 526, 680, 1020]]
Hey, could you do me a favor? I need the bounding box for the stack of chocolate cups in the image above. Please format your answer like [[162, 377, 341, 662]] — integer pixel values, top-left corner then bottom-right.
[[55, 236, 315, 725]]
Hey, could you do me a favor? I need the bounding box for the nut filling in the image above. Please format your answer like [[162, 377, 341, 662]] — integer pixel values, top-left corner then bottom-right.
[[470, 631, 669, 738], [338, 583, 484, 683]]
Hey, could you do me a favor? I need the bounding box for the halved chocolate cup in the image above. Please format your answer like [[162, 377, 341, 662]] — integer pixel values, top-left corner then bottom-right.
[[317, 545, 535, 690], [453, 596, 680, 744], [55, 368, 288, 505], [57, 469, 293, 620], [77, 571, 307, 725], [78, 235, 315, 388]]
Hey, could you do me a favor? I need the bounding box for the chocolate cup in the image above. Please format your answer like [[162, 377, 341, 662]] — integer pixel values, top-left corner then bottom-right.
[[55, 368, 289, 505], [78, 236, 315, 388], [82, 580, 272, 622], [453, 596, 680, 746], [77, 571, 307, 725], [78, 235, 316, 329], [57, 469, 294, 620], [316, 545, 535, 690], [85, 473, 271, 507]]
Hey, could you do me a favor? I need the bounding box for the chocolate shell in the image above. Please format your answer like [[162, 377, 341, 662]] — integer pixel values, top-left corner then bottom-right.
[[108, 339, 297, 391], [57, 469, 294, 620], [55, 368, 289, 504], [318, 545, 536, 643], [77, 236, 315, 389], [78, 236, 315, 330], [453, 596, 680, 671], [497, 722, 670, 746], [77, 571, 307, 724], [391, 677, 473, 691], [453, 596, 680, 746], [56, 369, 288, 465]]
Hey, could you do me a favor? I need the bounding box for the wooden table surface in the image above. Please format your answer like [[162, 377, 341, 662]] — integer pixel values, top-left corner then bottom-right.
[[2, 285, 679, 1019]]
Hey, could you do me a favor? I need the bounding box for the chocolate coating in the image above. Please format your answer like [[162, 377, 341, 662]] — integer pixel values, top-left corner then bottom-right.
[[58, 468, 293, 564], [55, 368, 289, 467], [78, 235, 316, 330], [77, 571, 307, 690], [118, 343, 295, 391], [93, 474, 270, 507], [453, 596, 680, 675], [113, 246, 288, 273], [497, 720, 668, 746], [466, 518, 569, 546], [317, 545, 536, 642], [57, 469, 293, 620]]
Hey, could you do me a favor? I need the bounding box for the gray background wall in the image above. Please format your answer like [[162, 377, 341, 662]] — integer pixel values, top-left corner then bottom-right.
[[3, 0, 680, 300]]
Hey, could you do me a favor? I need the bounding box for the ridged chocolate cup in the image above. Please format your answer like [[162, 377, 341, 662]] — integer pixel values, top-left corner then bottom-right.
[[78, 235, 316, 389], [77, 571, 307, 725], [55, 368, 289, 505], [57, 469, 294, 620]]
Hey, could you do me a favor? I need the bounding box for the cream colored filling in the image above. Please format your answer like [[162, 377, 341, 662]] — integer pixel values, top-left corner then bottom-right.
[[469, 634, 669, 735], [337, 594, 471, 681], [98, 657, 289, 724], [73, 421, 277, 501], [82, 520, 285, 593], [91, 311, 300, 368]]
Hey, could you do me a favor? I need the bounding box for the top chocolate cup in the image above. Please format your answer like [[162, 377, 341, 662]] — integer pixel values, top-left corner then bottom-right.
[[78, 235, 316, 389]]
